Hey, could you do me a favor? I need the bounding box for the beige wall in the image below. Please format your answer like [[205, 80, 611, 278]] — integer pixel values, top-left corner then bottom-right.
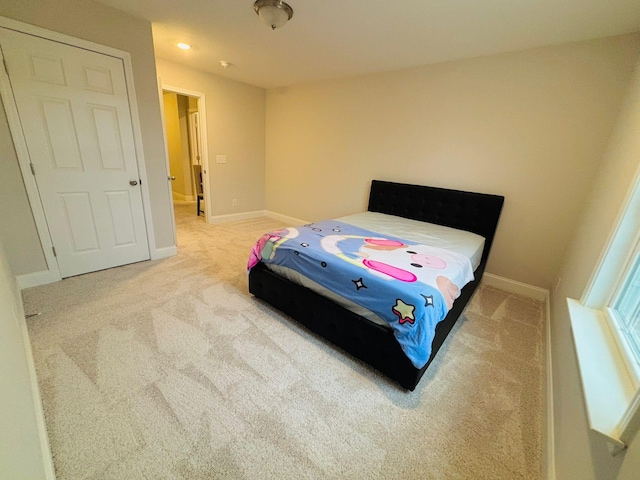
[[550, 64, 640, 480], [265, 34, 640, 288], [177, 95, 194, 199], [0, 97, 46, 275], [0, 237, 52, 479], [0, 0, 175, 278], [163, 92, 190, 199], [156, 58, 266, 216]]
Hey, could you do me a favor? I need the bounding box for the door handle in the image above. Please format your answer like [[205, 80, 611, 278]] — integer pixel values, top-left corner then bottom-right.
[[168, 176, 176, 181], [129, 179, 138, 186]]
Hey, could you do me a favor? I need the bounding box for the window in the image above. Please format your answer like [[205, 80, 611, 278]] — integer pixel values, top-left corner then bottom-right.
[[610, 246, 640, 368], [569, 161, 640, 454]]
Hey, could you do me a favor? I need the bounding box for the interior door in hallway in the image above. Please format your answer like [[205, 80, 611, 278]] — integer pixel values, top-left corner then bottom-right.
[[0, 27, 150, 278]]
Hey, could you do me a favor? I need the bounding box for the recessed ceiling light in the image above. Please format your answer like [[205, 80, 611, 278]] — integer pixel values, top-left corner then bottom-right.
[[220, 61, 231, 68], [176, 43, 192, 50]]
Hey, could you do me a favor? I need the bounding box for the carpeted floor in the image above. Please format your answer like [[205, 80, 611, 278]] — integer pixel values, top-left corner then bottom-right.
[[23, 203, 544, 479]]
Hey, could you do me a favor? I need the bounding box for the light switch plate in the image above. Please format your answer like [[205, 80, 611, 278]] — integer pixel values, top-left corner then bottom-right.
[[216, 155, 227, 164]]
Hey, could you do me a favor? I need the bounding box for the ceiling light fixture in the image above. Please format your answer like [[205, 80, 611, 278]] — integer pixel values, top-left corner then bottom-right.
[[176, 43, 192, 50], [220, 61, 230, 69], [253, 0, 293, 30]]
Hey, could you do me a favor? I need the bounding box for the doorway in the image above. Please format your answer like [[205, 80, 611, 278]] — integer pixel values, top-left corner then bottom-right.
[[160, 86, 208, 235]]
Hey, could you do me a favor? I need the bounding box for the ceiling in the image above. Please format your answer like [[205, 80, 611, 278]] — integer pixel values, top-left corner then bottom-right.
[[95, 0, 640, 89]]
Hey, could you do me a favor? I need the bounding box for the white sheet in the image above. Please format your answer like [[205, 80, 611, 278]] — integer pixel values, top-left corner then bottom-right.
[[336, 212, 485, 270], [265, 212, 486, 327]]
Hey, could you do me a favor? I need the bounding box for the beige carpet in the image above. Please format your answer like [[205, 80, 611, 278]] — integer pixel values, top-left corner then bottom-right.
[[24, 203, 544, 479]]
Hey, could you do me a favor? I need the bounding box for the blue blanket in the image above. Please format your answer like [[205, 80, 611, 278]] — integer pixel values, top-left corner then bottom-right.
[[248, 220, 474, 368]]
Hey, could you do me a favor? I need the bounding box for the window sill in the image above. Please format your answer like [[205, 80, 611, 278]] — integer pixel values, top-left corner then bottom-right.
[[568, 298, 636, 453]]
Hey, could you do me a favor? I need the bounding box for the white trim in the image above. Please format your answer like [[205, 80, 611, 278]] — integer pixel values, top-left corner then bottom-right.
[[264, 210, 310, 226], [17, 283, 56, 479], [568, 298, 635, 453], [208, 210, 267, 224], [0, 17, 155, 280], [0, 35, 61, 283], [16, 270, 59, 290], [205, 209, 308, 225], [150, 245, 177, 261], [606, 307, 640, 389], [545, 297, 556, 480], [481, 272, 549, 302], [162, 85, 207, 101], [172, 191, 195, 202]]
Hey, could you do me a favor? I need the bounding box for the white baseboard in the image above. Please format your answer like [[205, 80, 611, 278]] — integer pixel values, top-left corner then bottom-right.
[[17, 250, 180, 287], [172, 191, 194, 202], [18, 249, 178, 286], [545, 298, 556, 480], [208, 210, 266, 224], [264, 210, 309, 226], [481, 272, 549, 302], [205, 209, 308, 226], [18, 288, 56, 479], [150, 245, 177, 260], [17, 269, 60, 290]]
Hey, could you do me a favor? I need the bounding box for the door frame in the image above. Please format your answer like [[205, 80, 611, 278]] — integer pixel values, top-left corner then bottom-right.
[[160, 83, 210, 225], [0, 16, 157, 287]]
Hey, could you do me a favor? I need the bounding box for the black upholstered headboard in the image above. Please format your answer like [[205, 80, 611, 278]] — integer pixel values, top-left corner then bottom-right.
[[367, 180, 504, 267]]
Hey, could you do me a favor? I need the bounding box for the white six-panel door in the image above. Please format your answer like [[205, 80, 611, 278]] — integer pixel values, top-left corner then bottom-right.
[[0, 28, 150, 278]]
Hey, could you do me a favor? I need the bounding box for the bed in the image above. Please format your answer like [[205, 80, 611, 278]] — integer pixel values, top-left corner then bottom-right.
[[248, 180, 504, 390]]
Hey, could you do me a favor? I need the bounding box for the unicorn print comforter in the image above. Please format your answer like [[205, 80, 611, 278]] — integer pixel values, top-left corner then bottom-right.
[[247, 220, 475, 368]]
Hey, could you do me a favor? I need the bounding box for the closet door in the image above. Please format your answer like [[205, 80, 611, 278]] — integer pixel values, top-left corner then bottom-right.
[[0, 27, 150, 278]]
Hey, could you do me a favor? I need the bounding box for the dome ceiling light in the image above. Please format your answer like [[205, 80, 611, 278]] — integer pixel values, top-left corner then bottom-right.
[[253, 0, 294, 30]]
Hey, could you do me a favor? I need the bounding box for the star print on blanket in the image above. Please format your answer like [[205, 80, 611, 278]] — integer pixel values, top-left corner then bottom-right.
[[248, 220, 474, 368]]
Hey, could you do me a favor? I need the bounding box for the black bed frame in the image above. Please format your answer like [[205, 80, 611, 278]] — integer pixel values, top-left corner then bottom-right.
[[249, 180, 504, 391]]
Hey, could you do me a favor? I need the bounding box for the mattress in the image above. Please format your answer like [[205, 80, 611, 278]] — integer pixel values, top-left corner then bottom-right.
[[337, 212, 485, 270], [265, 212, 485, 327]]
